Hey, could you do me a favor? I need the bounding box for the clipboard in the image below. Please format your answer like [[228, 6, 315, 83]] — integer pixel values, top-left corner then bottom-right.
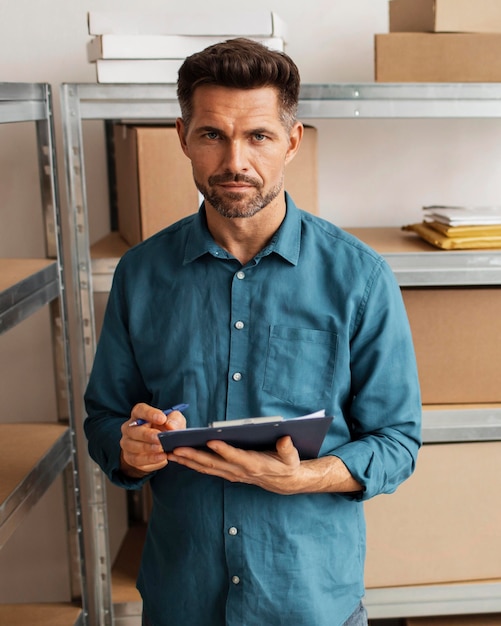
[[158, 411, 333, 460]]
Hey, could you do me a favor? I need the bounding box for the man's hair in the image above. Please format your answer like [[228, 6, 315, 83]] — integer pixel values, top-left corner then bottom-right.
[[177, 38, 300, 131]]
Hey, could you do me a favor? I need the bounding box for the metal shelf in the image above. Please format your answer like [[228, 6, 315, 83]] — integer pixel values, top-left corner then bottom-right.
[[383, 250, 501, 286], [422, 406, 501, 443], [62, 84, 501, 295], [63, 82, 501, 121], [0, 423, 71, 549], [0, 82, 50, 124], [0, 259, 59, 334], [0, 83, 86, 625], [347, 227, 501, 287], [298, 82, 501, 118], [60, 81, 501, 624], [366, 580, 501, 619]]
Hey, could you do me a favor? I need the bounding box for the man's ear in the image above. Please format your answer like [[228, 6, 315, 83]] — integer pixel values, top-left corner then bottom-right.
[[176, 118, 190, 157], [285, 122, 304, 166]]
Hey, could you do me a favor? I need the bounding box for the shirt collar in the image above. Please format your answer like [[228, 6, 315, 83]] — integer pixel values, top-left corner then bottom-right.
[[183, 193, 301, 266]]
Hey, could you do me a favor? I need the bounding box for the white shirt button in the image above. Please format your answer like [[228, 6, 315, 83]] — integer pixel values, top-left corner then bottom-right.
[[231, 575, 240, 585], [236, 271, 245, 280], [234, 321, 244, 330], [228, 527, 238, 536], [232, 372, 242, 382]]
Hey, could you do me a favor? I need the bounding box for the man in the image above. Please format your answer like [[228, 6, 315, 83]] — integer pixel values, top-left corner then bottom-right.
[[84, 38, 421, 626]]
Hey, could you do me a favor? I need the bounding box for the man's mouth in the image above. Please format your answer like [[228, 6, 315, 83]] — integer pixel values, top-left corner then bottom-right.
[[218, 182, 253, 190], [209, 173, 260, 188]]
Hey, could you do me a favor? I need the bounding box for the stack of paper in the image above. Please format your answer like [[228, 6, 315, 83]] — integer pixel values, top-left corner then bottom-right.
[[403, 205, 501, 250], [87, 11, 287, 84]]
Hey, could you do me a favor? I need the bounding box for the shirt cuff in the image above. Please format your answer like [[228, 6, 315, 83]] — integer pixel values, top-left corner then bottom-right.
[[331, 440, 381, 501]]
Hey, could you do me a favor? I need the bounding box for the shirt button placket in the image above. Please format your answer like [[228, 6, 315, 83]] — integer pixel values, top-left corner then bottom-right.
[[226, 268, 250, 622], [227, 268, 250, 417], [232, 320, 245, 381], [228, 526, 240, 600]]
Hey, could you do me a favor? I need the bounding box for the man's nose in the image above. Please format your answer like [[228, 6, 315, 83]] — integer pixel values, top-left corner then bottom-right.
[[223, 140, 248, 172]]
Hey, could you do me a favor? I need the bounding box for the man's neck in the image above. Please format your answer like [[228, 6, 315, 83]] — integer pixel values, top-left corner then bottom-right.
[[205, 200, 286, 265]]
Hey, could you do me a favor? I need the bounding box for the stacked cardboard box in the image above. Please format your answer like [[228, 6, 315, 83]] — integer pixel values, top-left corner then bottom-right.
[[376, 0, 501, 81], [87, 11, 286, 83]]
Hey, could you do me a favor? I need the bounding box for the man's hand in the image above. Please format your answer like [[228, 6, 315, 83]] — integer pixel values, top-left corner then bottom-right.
[[120, 402, 187, 478], [166, 436, 363, 495], [166, 435, 301, 494]]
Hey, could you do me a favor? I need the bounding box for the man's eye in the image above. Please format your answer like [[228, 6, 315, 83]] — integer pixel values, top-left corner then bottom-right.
[[254, 134, 266, 142], [206, 131, 219, 140]]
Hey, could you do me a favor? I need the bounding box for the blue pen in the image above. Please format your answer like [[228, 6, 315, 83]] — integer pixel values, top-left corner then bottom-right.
[[129, 403, 189, 427]]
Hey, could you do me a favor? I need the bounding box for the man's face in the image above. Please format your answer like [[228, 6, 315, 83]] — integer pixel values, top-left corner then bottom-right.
[[176, 85, 301, 219]]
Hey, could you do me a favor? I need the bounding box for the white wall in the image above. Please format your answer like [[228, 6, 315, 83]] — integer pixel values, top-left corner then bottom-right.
[[2, 0, 501, 236], [2, 0, 501, 602]]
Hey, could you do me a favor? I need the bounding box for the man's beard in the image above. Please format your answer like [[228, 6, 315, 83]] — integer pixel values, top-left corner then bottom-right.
[[195, 172, 283, 219]]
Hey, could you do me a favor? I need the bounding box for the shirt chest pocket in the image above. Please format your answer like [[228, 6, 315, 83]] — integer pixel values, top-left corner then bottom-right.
[[263, 326, 338, 406]]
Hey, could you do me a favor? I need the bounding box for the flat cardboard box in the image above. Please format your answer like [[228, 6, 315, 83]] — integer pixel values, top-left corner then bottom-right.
[[390, 0, 501, 33], [364, 441, 501, 588], [402, 287, 501, 404], [87, 34, 285, 61], [405, 615, 501, 625], [113, 124, 318, 246], [375, 33, 501, 82], [88, 10, 288, 39]]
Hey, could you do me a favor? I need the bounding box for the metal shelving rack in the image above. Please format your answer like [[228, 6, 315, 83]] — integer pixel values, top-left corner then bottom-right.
[[0, 83, 87, 624], [61, 82, 501, 625]]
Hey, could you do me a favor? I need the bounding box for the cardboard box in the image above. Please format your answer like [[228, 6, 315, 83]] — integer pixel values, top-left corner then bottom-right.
[[88, 10, 287, 39], [405, 615, 501, 626], [113, 124, 318, 247], [375, 33, 501, 82], [113, 125, 199, 247], [364, 441, 501, 588], [402, 287, 501, 404], [285, 125, 318, 215], [390, 0, 501, 34]]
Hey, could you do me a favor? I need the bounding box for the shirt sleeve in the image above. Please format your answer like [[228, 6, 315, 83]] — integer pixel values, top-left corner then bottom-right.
[[332, 258, 422, 501], [83, 259, 152, 490]]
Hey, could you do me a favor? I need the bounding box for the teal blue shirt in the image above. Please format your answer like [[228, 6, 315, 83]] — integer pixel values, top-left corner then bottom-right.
[[84, 196, 421, 626]]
